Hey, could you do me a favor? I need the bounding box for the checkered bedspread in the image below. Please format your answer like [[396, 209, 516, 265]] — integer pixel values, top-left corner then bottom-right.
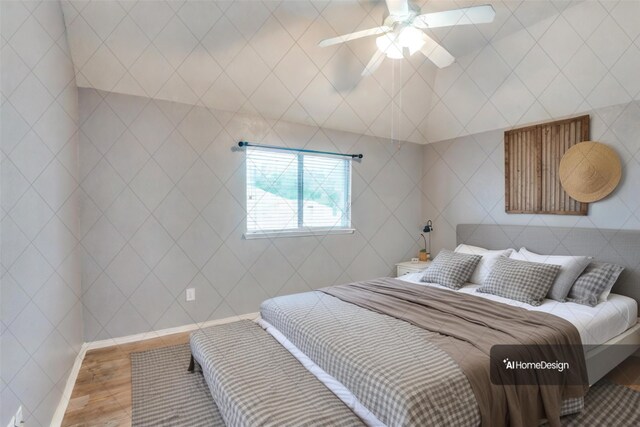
[[261, 291, 482, 426], [261, 288, 584, 427]]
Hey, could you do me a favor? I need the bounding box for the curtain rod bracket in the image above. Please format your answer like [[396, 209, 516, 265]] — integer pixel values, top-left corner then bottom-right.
[[238, 141, 363, 159]]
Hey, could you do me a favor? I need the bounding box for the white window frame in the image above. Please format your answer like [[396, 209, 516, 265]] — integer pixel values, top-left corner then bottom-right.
[[244, 147, 354, 239]]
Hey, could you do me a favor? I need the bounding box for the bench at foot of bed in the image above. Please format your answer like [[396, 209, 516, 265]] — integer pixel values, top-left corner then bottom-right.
[[190, 320, 365, 426]]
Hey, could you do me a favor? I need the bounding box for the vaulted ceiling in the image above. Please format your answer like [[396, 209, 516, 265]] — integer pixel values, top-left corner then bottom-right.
[[62, 0, 640, 143]]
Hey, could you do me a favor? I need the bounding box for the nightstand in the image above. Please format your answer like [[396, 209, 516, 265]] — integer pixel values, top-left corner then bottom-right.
[[396, 260, 431, 277]]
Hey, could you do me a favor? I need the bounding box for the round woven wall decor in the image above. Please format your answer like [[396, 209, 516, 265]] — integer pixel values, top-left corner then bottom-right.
[[559, 141, 621, 203]]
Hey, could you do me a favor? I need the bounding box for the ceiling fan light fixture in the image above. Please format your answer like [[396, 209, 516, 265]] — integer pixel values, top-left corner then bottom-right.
[[398, 26, 425, 55], [375, 34, 404, 59]]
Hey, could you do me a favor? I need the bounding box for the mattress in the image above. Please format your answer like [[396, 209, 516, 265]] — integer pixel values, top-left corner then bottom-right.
[[398, 272, 638, 346]]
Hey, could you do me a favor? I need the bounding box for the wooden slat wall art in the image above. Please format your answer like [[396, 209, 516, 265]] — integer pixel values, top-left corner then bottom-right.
[[505, 115, 590, 215]]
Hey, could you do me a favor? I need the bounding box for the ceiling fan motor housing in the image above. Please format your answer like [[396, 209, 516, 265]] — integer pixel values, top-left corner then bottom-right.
[[382, 2, 421, 28]]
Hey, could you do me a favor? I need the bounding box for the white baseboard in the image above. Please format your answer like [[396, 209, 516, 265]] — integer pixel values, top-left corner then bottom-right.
[[51, 312, 259, 426], [85, 312, 259, 350], [51, 342, 88, 427]]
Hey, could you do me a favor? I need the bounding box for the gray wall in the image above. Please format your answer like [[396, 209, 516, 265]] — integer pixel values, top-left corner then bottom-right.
[[422, 100, 640, 254], [78, 89, 424, 340], [1, 1, 83, 425]]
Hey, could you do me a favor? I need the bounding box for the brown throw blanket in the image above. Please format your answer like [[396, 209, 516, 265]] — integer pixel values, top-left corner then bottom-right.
[[321, 279, 588, 427]]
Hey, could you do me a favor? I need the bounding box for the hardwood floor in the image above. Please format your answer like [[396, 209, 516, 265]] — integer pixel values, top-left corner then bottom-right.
[[62, 336, 640, 426], [604, 355, 640, 392], [61, 332, 190, 427]]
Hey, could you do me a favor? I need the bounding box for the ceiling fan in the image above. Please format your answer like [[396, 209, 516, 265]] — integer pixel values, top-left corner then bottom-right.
[[318, 0, 496, 76]]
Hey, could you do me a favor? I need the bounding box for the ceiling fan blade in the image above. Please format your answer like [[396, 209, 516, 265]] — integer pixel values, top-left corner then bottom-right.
[[413, 4, 496, 29], [318, 26, 391, 47], [420, 34, 455, 68], [362, 49, 386, 76], [385, 0, 410, 17]]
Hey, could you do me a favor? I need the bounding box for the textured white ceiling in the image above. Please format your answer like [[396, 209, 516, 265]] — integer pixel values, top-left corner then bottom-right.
[[61, 0, 640, 143], [423, 0, 640, 142]]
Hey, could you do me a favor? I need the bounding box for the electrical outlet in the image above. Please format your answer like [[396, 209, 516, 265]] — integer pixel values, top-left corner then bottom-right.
[[186, 288, 196, 301]]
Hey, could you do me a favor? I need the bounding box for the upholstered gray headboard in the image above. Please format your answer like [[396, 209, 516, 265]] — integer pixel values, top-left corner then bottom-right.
[[457, 224, 640, 305]]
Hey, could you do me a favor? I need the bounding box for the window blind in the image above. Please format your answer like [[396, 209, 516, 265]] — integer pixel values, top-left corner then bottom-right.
[[246, 146, 351, 235]]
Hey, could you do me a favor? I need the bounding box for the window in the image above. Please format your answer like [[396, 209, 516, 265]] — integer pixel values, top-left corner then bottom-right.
[[245, 146, 352, 238]]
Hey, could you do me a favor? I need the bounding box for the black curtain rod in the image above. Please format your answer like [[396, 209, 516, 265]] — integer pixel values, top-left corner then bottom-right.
[[238, 141, 363, 159]]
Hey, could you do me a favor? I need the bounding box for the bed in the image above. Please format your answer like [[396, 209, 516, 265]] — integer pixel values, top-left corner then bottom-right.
[[261, 279, 591, 427], [261, 224, 640, 426]]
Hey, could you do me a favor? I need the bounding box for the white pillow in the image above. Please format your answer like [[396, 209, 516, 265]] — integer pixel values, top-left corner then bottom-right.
[[510, 248, 591, 301], [454, 244, 514, 285]]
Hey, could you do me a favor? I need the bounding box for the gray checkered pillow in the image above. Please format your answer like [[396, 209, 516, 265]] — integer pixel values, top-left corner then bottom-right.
[[421, 250, 482, 289], [477, 257, 561, 306], [566, 262, 625, 307]]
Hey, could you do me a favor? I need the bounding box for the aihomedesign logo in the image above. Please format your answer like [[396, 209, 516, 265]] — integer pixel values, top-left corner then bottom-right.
[[490, 345, 587, 385], [502, 358, 570, 373]]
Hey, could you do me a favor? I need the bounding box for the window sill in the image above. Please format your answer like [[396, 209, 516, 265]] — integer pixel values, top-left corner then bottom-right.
[[243, 228, 355, 239]]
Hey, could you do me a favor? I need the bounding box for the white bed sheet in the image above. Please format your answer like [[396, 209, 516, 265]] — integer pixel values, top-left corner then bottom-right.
[[398, 272, 638, 346]]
